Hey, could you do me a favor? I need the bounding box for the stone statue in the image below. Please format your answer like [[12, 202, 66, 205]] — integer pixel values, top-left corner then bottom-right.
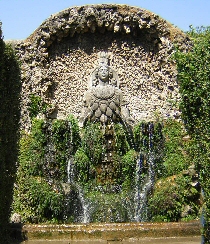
[[79, 52, 133, 180], [80, 52, 131, 127]]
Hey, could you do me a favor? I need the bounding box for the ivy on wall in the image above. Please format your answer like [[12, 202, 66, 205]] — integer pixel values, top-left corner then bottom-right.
[[0, 23, 21, 242], [14, 115, 202, 223], [175, 26, 210, 243], [13, 115, 81, 223], [28, 94, 49, 119], [73, 122, 135, 190], [148, 119, 200, 222], [161, 119, 191, 177]]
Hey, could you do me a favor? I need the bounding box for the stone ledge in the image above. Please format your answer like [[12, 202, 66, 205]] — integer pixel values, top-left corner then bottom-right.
[[18, 221, 200, 240]]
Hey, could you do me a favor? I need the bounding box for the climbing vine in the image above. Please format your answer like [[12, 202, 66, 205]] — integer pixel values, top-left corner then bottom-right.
[[175, 26, 210, 242]]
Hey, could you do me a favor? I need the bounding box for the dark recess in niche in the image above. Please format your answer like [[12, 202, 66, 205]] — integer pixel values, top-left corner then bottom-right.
[[47, 29, 161, 59]]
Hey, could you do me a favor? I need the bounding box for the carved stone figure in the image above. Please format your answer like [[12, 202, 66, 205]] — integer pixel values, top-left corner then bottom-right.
[[80, 52, 131, 127], [80, 52, 133, 168]]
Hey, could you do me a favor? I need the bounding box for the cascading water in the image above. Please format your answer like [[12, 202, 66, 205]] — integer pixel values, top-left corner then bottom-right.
[[65, 157, 90, 223], [77, 187, 90, 223], [62, 52, 161, 223], [67, 157, 74, 183], [134, 122, 155, 222], [64, 121, 157, 223]]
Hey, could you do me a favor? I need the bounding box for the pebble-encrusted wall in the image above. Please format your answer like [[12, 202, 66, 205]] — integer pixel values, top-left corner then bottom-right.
[[12, 4, 190, 131]]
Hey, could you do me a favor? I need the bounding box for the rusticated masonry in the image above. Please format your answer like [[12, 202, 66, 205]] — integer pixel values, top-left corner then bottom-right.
[[10, 4, 191, 131]]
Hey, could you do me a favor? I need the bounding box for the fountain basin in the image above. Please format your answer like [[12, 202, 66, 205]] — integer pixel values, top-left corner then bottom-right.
[[11, 221, 200, 243]]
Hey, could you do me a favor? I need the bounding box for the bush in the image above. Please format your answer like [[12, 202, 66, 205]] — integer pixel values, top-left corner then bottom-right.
[[13, 116, 80, 223], [149, 175, 200, 222], [13, 176, 64, 223], [175, 26, 210, 242], [162, 119, 192, 177]]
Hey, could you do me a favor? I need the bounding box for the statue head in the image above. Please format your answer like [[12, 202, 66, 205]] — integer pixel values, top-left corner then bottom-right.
[[91, 52, 117, 87], [93, 64, 114, 86], [98, 65, 109, 83]]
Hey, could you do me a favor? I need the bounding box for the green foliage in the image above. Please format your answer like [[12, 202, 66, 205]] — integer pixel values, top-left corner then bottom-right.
[[31, 119, 46, 150], [81, 122, 105, 165], [114, 123, 131, 155], [149, 175, 199, 222], [67, 114, 81, 154], [13, 115, 80, 223], [175, 26, 210, 242], [162, 119, 191, 177], [74, 122, 135, 190], [18, 131, 44, 177], [74, 148, 92, 185], [175, 26, 210, 137], [0, 30, 21, 242], [13, 176, 64, 223], [28, 94, 48, 119], [148, 119, 199, 222], [121, 150, 137, 189]]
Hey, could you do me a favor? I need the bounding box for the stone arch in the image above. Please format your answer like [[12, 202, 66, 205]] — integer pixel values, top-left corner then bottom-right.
[[28, 5, 169, 48], [16, 4, 190, 130]]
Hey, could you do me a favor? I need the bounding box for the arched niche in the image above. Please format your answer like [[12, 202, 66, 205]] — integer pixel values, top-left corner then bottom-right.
[[17, 4, 190, 130]]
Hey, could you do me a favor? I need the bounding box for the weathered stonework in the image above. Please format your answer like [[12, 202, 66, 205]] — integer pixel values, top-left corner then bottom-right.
[[10, 4, 191, 130], [80, 51, 132, 127]]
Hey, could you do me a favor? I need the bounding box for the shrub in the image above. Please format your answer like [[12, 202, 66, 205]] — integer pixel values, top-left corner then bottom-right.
[[149, 175, 200, 222], [13, 116, 80, 223], [162, 119, 192, 177], [175, 26, 210, 242]]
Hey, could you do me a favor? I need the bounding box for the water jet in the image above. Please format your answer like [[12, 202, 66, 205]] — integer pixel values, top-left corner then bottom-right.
[[9, 3, 202, 243]]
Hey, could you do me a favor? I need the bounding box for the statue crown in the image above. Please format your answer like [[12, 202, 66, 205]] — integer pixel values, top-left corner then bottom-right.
[[98, 52, 110, 66]]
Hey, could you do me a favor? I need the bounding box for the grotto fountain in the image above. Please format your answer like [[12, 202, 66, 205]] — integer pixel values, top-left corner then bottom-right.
[[63, 51, 156, 223], [9, 4, 202, 243]]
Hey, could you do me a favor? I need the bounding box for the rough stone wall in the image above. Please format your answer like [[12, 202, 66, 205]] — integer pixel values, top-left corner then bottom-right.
[[12, 4, 191, 131]]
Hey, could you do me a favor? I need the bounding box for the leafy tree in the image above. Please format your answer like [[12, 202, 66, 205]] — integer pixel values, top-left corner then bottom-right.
[[175, 26, 210, 243], [0, 23, 21, 242]]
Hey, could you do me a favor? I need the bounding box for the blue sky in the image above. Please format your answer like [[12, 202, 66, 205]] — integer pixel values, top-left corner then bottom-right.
[[0, 0, 210, 40]]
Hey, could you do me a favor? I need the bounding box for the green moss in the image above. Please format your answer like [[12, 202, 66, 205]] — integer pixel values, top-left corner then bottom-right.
[[114, 123, 131, 155], [13, 115, 80, 223], [81, 122, 105, 165], [121, 150, 137, 189], [28, 94, 49, 119], [162, 119, 192, 177], [148, 175, 199, 222], [74, 148, 92, 185]]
